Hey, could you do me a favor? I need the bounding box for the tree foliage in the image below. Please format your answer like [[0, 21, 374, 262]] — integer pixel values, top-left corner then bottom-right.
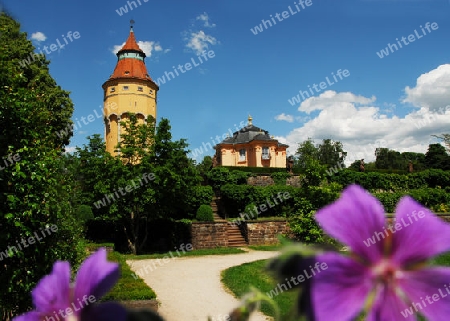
[[295, 138, 346, 171], [0, 12, 84, 317], [74, 115, 202, 254], [425, 143, 450, 170]]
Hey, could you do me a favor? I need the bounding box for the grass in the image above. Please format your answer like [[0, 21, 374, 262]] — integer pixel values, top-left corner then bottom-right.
[[221, 259, 297, 319], [124, 247, 246, 260], [248, 245, 282, 251], [222, 252, 450, 319], [102, 251, 157, 301]]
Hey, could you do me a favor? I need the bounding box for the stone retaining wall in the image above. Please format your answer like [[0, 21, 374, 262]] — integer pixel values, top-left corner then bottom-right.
[[247, 175, 301, 187], [191, 222, 228, 249], [246, 221, 289, 246]]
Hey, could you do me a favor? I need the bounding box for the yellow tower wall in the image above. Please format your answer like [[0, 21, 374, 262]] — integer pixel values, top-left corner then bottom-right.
[[103, 79, 158, 155]]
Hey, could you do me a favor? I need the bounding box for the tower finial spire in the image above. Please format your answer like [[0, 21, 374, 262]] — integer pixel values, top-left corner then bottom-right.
[[130, 19, 135, 31], [248, 114, 253, 126]]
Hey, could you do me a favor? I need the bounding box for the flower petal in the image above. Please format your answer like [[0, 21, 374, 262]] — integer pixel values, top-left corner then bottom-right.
[[366, 286, 417, 321], [12, 312, 41, 321], [32, 261, 70, 313], [315, 184, 386, 263], [391, 196, 450, 265], [397, 267, 450, 321], [82, 302, 128, 321], [312, 252, 373, 321], [74, 248, 120, 301]]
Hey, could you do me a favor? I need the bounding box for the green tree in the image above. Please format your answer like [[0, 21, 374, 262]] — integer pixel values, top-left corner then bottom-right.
[[425, 144, 450, 170], [104, 114, 201, 254], [401, 151, 426, 171], [196, 155, 213, 183], [295, 138, 319, 170], [317, 139, 347, 167], [73, 134, 116, 215], [0, 12, 83, 316], [375, 148, 406, 170]]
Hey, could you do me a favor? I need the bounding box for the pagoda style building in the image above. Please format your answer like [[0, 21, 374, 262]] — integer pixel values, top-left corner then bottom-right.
[[102, 24, 159, 155], [214, 116, 288, 168]]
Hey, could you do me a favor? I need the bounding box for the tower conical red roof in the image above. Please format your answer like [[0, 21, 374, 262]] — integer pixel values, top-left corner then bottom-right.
[[120, 28, 145, 53], [105, 27, 157, 86]]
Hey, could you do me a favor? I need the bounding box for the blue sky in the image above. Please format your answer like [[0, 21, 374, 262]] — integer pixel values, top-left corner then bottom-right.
[[3, 0, 450, 164]]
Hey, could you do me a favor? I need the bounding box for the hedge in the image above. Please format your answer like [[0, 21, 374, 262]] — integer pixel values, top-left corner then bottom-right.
[[219, 183, 342, 219], [329, 169, 450, 191]]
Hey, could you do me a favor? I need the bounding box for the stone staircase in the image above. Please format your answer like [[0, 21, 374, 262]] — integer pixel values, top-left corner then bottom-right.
[[227, 224, 247, 247], [210, 196, 247, 247], [210, 196, 225, 221]]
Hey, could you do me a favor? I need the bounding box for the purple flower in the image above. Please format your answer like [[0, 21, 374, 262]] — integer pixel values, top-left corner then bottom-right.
[[14, 248, 127, 321], [312, 185, 450, 321]]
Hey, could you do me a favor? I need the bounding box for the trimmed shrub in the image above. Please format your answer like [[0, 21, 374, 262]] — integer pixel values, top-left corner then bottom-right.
[[329, 169, 450, 191], [196, 205, 214, 222], [271, 172, 290, 185]]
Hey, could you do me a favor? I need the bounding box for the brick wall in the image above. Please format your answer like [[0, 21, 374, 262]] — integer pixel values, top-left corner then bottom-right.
[[247, 175, 301, 187], [246, 220, 289, 246], [247, 175, 274, 186], [190, 222, 228, 249]]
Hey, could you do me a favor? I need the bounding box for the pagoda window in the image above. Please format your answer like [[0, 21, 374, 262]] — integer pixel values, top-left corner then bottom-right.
[[239, 149, 246, 161], [262, 147, 270, 160]]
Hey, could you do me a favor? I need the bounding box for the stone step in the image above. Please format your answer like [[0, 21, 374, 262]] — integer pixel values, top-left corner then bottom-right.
[[228, 241, 247, 247], [227, 224, 246, 247]]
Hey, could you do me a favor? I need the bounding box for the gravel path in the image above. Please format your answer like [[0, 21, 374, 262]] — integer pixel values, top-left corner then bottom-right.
[[127, 250, 279, 321]]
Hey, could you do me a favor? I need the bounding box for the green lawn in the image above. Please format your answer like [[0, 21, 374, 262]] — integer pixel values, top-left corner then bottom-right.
[[124, 247, 246, 260], [222, 253, 450, 320], [248, 245, 283, 251], [221, 259, 297, 319], [103, 251, 156, 301]]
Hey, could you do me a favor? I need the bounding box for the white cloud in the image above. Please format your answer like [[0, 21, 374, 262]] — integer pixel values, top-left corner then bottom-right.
[[196, 12, 216, 28], [275, 113, 294, 122], [111, 41, 165, 57], [185, 30, 217, 55], [402, 64, 450, 112], [31, 32, 46, 42], [298, 90, 376, 114], [279, 87, 450, 166]]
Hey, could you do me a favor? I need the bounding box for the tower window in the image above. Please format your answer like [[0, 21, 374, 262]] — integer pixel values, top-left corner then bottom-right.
[[123, 86, 129, 90], [110, 87, 115, 93], [149, 90, 153, 94], [137, 86, 143, 92], [124, 71, 130, 75]]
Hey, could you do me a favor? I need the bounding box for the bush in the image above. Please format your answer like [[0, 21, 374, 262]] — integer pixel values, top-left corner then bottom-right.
[[271, 172, 290, 185], [185, 185, 214, 217], [329, 169, 450, 191], [75, 205, 94, 222], [373, 188, 450, 213], [196, 205, 214, 222], [207, 167, 251, 191], [222, 166, 301, 174], [241, 203, 258, 220]]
